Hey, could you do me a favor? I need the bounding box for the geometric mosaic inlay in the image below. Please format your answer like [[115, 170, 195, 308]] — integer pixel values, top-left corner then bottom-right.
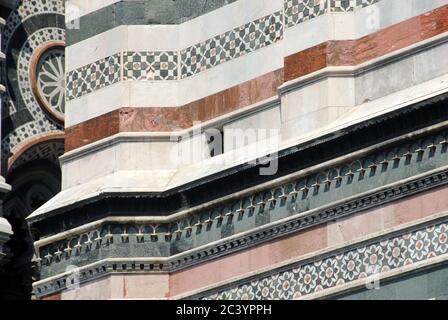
[[284, 0, 327, 28], [65, 54, 121, 101], [65, 0, 386, 100], [123, 51, 178, 81], [201, 220, 448, 300], [180, 11, 283, 79], [330, 0, 381, 12]]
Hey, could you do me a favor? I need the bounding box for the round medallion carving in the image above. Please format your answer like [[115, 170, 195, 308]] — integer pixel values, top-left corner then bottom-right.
[[30, 41, 65, 123]]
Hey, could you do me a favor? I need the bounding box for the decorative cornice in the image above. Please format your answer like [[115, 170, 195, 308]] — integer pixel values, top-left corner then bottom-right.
[[28, 92, 448, 230], [33, 204, 448, 299], [33, 116, 448, 248], [171, 210, 448, 300], [34, 164, 448, 271], [33, 119, 448, 296]]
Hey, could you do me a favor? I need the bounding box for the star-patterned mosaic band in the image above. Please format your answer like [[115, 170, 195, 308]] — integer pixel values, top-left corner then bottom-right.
[[330, 0, 381, 12], [65, 0, 384, 101], [65, 10, 283, 101], [284, 0, 327, 28], [180, 11, 283, 79], [198, 219, 448, 300], [123, 51, 178, 81], [66, 54, 121, 101], [285, 0, 381, 28]]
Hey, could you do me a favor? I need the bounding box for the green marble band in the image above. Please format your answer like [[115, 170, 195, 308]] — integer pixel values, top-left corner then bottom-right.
[[66, 0, 239, 46], [66, 0, 382, 46]]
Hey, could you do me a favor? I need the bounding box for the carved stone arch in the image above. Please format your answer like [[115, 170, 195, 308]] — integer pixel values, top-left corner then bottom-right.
[[6, 132, 64, 172]]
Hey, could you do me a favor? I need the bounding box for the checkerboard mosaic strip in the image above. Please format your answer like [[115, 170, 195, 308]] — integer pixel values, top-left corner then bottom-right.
[[180, 11, 283, 79], [284, 0, 328, 28], [285, 0, 383, 27], [123, 51, 178, 80], [66, 54, 121, 101], [201, 220, 448, 300], [330, 0, 381, 12]]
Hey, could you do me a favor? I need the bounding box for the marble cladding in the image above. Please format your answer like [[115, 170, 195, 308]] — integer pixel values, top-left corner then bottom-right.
[[64, 69, 283, 150], [201, 219, 448, 300], [284, 4, 448, 81], [66, 0, 385, 100], [66, 10, 283, 100], [63, 3, 448, 150]]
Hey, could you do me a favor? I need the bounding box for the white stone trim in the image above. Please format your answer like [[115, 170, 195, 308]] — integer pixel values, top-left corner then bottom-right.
[[58, 72, 448, 193], [66, 20, 448, 127], [57, 71, 448, 193], [65, 41, 284, 126], [66, 0, 283, 70], [66, 0, 448, 71], [30, 116, 448, 227]]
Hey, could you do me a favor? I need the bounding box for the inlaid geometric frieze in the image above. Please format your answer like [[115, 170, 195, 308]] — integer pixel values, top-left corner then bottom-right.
[[330, 0, 381, 12], [201, 220, 448, 300], [65, 54, 121, 101], [180, 11, 283, 79], [284, 0, 328, 28], [63, 0, 387, 100], [66, 11, 283, 99], [35, 126, 448, 278], [123, 51, 178, 80]]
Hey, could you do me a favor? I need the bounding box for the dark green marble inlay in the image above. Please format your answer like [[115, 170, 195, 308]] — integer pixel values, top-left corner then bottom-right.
[[66, 0, 239, 46]]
